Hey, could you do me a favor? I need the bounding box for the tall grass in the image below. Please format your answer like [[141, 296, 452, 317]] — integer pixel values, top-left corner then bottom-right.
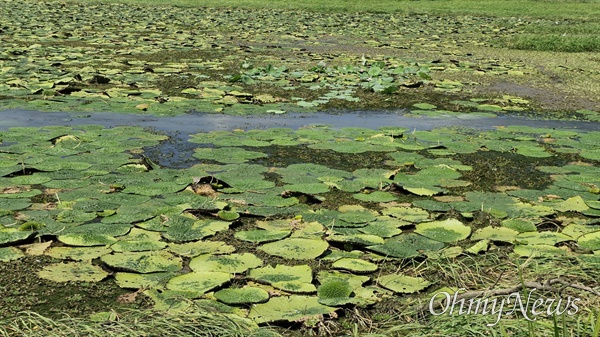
[[0, 308, 279, 337]]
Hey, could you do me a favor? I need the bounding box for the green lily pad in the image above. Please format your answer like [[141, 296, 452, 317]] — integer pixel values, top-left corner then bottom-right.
[[45, 246, 112, 261], [414, 219, 471, 243], [338, 210, 377, 224], [258, 238, 328, 260], [513, 244, 566, 257], [465, 239, 490, 254], [167, 240, 236, 257], [57, 234, 118, 246], [115, 272, 177, 289], [38, 262, 109, 282], [234, 229, 291, 243], [332, 258, 378, 273], [100, 251, 182, 273], [249, 264, 313, 285], [515, 232, 572, 245], [376, 274, 431, 294], [470, 226, 519, 243], [501, 218, 537, 233], [578, 231, 600, 250], [562, 224, 600, 239], [368, 233, 445, 258], [0, 247, 25, 262], [381, 206, 430, 223], [111, 240, 167, 252], [189, 253, 262, 273], [553, 196, 590, 212], [0, 227, 35, 245], [248, 295, 337, 324], [163, 216, 231, 242], [166, 271, 232, 295], [327, 234, 384, 246], [214, 287, 270, 304], [317, 278, 354, 306]]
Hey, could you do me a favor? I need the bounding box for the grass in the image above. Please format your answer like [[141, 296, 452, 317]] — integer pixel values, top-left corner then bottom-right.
[[0, 305, 280, 337], [68, 0, 600, 19], [363, 253, 600, 337]]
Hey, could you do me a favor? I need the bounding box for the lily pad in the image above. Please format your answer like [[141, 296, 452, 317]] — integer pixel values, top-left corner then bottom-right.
[[115, 272, 177, 289], [376, 274, 431, 294], [515, 231, 572, 245], [167, 241, 236, 257], [513, 244, 566, 257], [368, 233, 445, 258], [248, 295, 337, 324], [46, 246, 112, 261], [470, 226, 519, 243], [0, 247, 25, 262], [317, 278, 354, 306], [0, 227, 35, 245], [414, 218, 471, 243], [100, 251, 182, 273], [57, 234, 118, 246], [234, 229, 291, 243], [38, 262, 109, 282], [166, 272, 232, 295], [258, 238, 328, 260], [214, 287, 270, 305], [332, 258, 378, 273], [189, 253, 263, 273], [578, 231, 600, 250]]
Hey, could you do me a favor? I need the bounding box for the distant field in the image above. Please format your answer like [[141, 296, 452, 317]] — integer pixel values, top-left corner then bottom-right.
[[70, 0, 600, 19]]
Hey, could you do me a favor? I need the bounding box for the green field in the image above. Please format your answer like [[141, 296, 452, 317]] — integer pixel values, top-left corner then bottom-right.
[[1, 0, 599, 336]]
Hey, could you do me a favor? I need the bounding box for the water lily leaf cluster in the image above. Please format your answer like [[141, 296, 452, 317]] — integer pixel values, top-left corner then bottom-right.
[[4, 0, 595, 119], [1, 123, 599, 326]]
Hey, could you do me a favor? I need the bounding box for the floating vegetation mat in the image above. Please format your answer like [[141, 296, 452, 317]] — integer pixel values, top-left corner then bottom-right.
[[0, 124, 599, 327], [1, 0, 599, 119]]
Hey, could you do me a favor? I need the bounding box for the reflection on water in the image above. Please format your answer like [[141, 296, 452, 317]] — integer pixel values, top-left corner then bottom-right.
[[2, 109, 597, 169], [1, 109, 597, 133]]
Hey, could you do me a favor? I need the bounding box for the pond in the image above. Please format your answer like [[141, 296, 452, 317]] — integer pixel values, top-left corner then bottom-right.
[[1, 107, 599, 332]]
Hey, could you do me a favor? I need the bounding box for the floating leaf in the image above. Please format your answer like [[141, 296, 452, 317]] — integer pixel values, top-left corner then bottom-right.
[[376, 274, 431, 294], [167, 240, 236, 257], [0, 227, 35, 245], [115, 272, 177, 289], [38, 262, 109, 282], [189, 253, 262, 273], [215, 287, 270, 304], [46, 246, 112, 261], [100, 251, 182, 273], [332, 258, 378, 273], [513, 244, 566, 257], [515, 232, 572, 245], [57, 234, 118, 246], [166, 272, 232, 295], [234, 229, 291, 243], [259, 238, 328, 260], [368, 233, 445, 258], [470, 226, 519, 243], [578, 231, 600, 250], [414, 219, 471, 243], [0, 247, 24, 262], [248, 295, 337, 324], [317, 278, 354, 306]]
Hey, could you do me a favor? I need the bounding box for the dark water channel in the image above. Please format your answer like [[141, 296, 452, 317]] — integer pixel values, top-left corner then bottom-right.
[[1, 109, 597, 168]]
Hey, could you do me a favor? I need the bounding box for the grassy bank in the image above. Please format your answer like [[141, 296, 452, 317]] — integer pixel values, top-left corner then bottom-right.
[[68, 0, 600, 19]]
